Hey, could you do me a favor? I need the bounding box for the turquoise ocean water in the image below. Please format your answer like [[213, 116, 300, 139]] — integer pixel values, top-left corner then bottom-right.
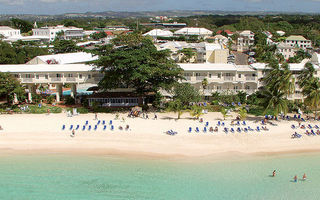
[[0, 153, 320, 200]]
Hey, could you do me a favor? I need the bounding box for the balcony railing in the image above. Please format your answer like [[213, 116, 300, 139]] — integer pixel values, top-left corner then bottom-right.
[[66, 77, 76, 82], [196, 76, 206, 81], [224, 77, 235, 81], [245, 77, 257, 81], [22, 78, 33, 83], [51, 77, 62, 82]]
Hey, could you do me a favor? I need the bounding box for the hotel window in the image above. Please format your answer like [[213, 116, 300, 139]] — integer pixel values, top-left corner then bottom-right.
[[14, 74, 19, 78], [36, 75, 39, 79], [217, 74, 221, 78], [234, 86, 238, 90], [45, 75, 48, 79], [88, 74, 91, 79], [225, 73, 232, 77], [195, 73, 201, 77], [67, 74, 73, 77], [56, 74, 62, 78], [26, 74, 31, 78], [209, 74, 212, 78], [238, 74, 241, 78], [245, 85, 250, 90], [79, 74, 83, 79]]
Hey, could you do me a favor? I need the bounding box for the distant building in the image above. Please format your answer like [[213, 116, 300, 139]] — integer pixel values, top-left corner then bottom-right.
[[0, 26, 20, 38], [26, 52, 98, 65], [276, 30, 285, 36], [276, 42, 296, 60], [143, 29, 173, 38], [207, 34, 228, 44], [216, 30, 234, 37], [237, 30, 255, 47], [311, 52, 320, 65], [174, 27, 213, 39], [285, 35, 312, 50], [140, 22, 187, 29], [32, 25, 84, 41]]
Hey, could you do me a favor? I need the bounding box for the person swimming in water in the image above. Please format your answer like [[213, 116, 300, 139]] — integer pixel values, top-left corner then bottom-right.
[[303, 173, 306, 181], [294, 175, 297, 182], [272, 170, 276, 177]]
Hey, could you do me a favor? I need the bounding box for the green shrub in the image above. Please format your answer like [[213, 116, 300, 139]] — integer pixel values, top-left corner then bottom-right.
[[207, 105, 222, 112], [46, 95, 55, 104], [64, 96, 75, 105], [248, 106, 273, 116]]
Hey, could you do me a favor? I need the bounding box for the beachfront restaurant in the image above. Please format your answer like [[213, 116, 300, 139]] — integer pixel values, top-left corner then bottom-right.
[[87, 92, 145, 107]]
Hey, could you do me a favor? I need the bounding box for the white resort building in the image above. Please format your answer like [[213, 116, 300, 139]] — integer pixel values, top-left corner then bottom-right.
[[1, 59, 319, 106], [32, 25, 84, 41], [0, 26, 21, 38]]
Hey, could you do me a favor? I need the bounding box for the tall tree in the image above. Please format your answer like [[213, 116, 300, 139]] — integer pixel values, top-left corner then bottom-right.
[[52, 39, 79, 54], [0, 72, 24, 104], [93, 33, 184, 94], [11, 18, 33, 33]]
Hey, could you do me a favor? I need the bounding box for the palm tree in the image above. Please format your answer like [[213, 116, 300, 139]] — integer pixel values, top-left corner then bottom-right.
[[189, 105, 203, 119], [220, 107, 227, 120], [298, 62, 315, 88], [201, 78, 208, 89], [260, 87, 288, 116], [167, 99, 185, 119], [238, 107, 247, 120], [302, 77, 320, 120]]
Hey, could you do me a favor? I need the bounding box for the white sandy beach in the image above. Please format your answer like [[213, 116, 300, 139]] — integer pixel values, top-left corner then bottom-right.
[[0, 112, 320, 158]]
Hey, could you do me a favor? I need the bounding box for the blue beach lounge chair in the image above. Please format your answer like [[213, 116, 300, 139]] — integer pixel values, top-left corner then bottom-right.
[[88, 125, 91, 131], [94, 125, 98, 131], [82, 125, 86, 131], [195, 127, 199, 133], [248, 126, 254, 131], [242, 121, 246, 126], [188, 127, 192, 133], [62, 125, 65, 130], [109, 120, 113, 125], [224, 127, 228, 133], [222, 122, 225, 126], [315, 125, 320, 129], [236, 121, 240, 126], [203, 127, 207, 133], [308, 124, 313, 129], [111, 125, 114, 131], [237, 127, 241, 133], [205, 122, 209, 126], [85, 120, 88, 125], [291, 125, 296, 129], [69, 125, 73, 130], [75, 125, 79, 130], [256, 126, 261, 132], [217, 121, 221, 126], [244, 128, 248, 133], [103, 125, 107, 131], [230, 128, 235, 133], [97, 120, 101, 125], [102, 120, 105, 125]]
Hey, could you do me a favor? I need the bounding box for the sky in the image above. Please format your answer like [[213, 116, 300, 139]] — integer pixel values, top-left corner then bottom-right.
[[0, 0, 319, 15]]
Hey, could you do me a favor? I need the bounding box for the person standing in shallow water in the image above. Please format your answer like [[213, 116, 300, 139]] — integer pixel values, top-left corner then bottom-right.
[[294, 175, 297, 182], [302, 173, 306, 181], [272, 170, 276, 177]]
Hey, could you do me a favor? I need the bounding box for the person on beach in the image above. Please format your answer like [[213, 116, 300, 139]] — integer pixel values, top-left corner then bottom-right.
[[71, 129, 75, 137], [146, 114, 149, 119], [272, 170, 276, 177], [95, 113, 98, 120], [302, 173, 306, 181], [294, 175, 297, 182], [154, 114, 157, 120]]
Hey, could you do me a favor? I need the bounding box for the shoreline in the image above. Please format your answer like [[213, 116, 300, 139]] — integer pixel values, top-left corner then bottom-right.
[[1, 112, 320, 161]]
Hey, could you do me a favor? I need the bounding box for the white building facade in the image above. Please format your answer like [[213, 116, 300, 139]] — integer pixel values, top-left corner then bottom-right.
[[32, 25, 84, 41], [0, 26, 20, 38]]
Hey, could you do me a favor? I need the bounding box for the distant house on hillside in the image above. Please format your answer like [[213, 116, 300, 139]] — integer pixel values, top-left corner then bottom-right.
[[276, 42, 296, 60], [285, 35, 312, 50], [216, 30, 234, 37]]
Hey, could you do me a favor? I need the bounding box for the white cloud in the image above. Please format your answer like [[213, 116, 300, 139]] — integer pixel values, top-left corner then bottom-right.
[[0, 0, 23, 5]]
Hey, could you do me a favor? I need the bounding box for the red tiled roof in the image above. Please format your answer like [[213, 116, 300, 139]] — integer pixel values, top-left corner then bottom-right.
[[217, 30, 233, 34]]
